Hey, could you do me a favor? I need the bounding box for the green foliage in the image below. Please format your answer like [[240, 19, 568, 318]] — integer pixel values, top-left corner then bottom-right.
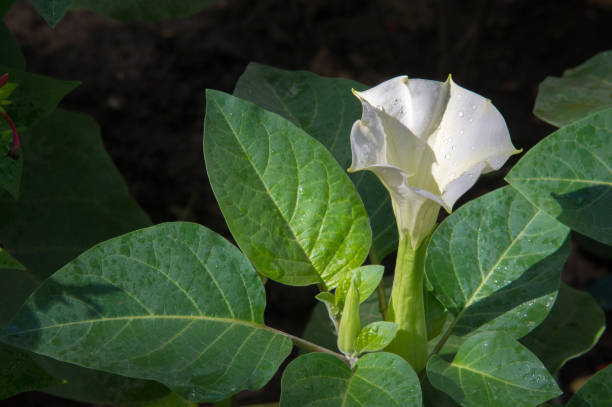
[[506, 108, 612, 245], [354, 321, 398, 354], [425, 186, 570, 343], [0, 342, 61, 400], [203, 90, 371, 288], [534, 50, 612, 127], [335, 265, 384, 306], [0, 66, 78, 198], [427, 332, 561, 407], [280, 352, 421, 407], [521, 283, 606, 373], [0, 110, 151, 278], [234, 63, 397, 264], [1, 222, 292, 402], [0, 21, 25, 69], [566, 364, 612, 407]]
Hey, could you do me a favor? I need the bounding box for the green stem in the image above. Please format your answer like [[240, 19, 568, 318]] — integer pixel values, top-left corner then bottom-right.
[[385, 234, 428, 372], [376, 281, 387, 320]]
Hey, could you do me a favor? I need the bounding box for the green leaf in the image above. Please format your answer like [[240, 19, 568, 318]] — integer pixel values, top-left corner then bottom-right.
[[520, 283, 606, 373], [0, 66, 78, 198], [0, 269, 37, 328], [28, 0, 72, 26], [234, 63, 397, 264], [280, 352, 421, 407], [33, 355, 170, 405], [204, 90, 371, 288], [1, 222, 292, 402], [0, 246, 24, 270], [566, 364, 612, 407], [335, 265, 384, 306], [427, 332, 561, 407], [0, 21, 26, 69], [425, 186, 570, 343], [71, 0, 215, 21], [354, 321, 398, 354], [506, 108, 612, 246], [0, 342, 61, 400], [534, 50, 612, 127], [0, 109, 152, 279]]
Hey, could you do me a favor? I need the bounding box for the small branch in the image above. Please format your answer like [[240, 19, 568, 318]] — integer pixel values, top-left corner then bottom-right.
[[265, 326, 349, 365]]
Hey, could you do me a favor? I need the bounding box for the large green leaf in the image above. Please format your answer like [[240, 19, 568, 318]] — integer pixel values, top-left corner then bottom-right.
[[71, 0, 215, 21], [520, 283, 606, 373], [425, 186, 569, 343], [1, 222, 292, 402], [29, 0, 72, 26], [506, 108, 612, 245], [0, 342, 61, 400], [204, 90, 371, 288], [123, 391, 198, 407], [0, 65, 78, 198], [0, 109, 163, 403], [566, 364, 612, 407], [0, 109, 151, 279], [234, 63, 397, 264], [280, 352, 421, 407], [427, 332, 561, 407], [534, 50, 612, 127]]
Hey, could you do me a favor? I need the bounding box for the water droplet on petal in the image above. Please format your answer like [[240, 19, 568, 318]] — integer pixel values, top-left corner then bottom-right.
[[471, 104, 477, 110], [458, 111, 464, 117], [459, 130, 464, 135], [444, 153, 450, 159], [451, 145, 456, 151], [468, 118, 473, 123]]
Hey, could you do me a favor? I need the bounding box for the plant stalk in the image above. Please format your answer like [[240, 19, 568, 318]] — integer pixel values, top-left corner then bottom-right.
[[385, 234, 428, 372]]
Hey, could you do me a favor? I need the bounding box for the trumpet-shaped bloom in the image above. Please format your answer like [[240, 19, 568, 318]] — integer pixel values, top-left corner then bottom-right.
[[349, 76, 520, 247]]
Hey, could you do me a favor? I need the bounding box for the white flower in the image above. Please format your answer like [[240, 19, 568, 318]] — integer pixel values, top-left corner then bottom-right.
[[349, 75, 520, 248]]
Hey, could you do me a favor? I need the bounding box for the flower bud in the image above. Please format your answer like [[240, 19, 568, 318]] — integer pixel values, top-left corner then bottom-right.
[[337, 277, 360, 357]]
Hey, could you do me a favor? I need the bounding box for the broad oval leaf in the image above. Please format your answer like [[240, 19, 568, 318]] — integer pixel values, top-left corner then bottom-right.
[[520, 283, 606, 373], [204, 90, 371, 288], [566, 364, 612, 407], [506, 108, 612, 245], [29, 0, 72, 26], [427, 332, 561, 407], [534, 50, 612, 127], [234, 63, 397, 264], [280, 352, 421, 407], [1, 222, 292, 402], [425, 186, 570, 341]]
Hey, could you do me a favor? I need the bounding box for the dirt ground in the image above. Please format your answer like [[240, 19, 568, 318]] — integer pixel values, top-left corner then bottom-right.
[[3, 0, 612, 405]]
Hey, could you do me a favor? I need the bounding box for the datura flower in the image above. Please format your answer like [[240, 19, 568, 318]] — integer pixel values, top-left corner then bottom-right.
[[349, 75, 520, 247]]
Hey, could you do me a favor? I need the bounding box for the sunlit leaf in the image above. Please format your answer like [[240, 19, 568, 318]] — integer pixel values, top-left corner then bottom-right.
[[426, 186, 569, 343], [1, 222, 292, 402], [281, 352, 421, 407], [234, 63, 397, 264], [427, 332, 561, 407], [506, 108, 612, 245], [204, 90, 371, 288]]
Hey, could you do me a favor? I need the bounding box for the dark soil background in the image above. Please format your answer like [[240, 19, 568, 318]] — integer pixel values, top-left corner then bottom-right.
[[3, 0, 612, 405]]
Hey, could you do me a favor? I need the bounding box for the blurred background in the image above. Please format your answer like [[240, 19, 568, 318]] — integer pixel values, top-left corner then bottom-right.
[[3, 0, 612, 405]]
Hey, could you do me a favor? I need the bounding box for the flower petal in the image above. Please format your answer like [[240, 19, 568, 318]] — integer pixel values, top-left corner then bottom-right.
[[430, 77, 520, 208]]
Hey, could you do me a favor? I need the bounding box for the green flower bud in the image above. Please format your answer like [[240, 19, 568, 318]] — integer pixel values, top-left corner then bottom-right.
[[337, 277, 360, 357]]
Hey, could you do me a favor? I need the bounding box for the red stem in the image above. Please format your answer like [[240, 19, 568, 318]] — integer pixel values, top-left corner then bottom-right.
[[1, 111, 19, 159], [0, 73, 8, 88]]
